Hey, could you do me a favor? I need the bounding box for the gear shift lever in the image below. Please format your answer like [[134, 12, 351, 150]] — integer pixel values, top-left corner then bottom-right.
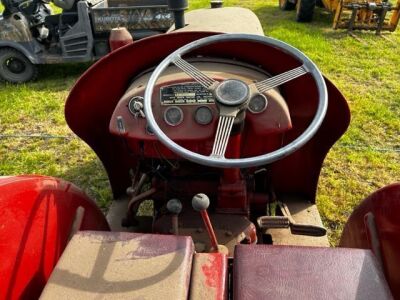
[[167, 198, 182, 235], [192, 193, 228, 253]]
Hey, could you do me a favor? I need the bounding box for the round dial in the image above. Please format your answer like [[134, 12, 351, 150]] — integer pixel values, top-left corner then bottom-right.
[[194, 106, 213, 125], [248, 94, 268, 114], [164, 106, 184, 126]]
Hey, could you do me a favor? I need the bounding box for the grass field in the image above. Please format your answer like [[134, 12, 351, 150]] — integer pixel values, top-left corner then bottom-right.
[[0, 0, 399, 244]]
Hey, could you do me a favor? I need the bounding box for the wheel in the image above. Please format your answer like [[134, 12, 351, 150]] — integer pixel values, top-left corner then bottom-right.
[[143, 34, 328, 168], [279, 0, 296, 11], [0, 48, 38, 83], [296, 0, 316, 22]]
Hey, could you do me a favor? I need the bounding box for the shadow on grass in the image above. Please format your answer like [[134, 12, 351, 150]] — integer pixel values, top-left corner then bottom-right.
[[38, 62, 92, 81], [253, 4, 332, 33], [28, 62, 93, 92], [0, 62, 92, 93], [58, 157, 113, 209]]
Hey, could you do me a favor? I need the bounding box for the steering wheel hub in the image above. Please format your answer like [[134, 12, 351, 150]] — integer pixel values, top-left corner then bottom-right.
[[215, 79, 250, 107]]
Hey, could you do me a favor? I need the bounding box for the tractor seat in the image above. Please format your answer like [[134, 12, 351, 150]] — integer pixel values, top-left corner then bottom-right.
[[40, 231, 194, 299], [233, 244, 392, 299]]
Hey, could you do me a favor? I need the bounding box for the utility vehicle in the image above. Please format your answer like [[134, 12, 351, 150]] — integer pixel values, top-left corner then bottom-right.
[[0, 0, 174, 83], [0, 1, 399, 299]]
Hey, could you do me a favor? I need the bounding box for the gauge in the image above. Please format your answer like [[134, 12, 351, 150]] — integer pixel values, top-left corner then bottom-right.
[[194, 106, 213, 125], [164, 106, 184, 126], [248, 94, 268, 114], [128, 96, 144, 116]]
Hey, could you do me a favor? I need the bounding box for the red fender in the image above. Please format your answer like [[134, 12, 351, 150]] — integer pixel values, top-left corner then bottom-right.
[[0, 175, 110, 300], [340, 183, 400, 299]]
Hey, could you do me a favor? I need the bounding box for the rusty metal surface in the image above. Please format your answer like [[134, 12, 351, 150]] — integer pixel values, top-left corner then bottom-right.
[[40, 231, 194, 299], [233, 245, 393, 299], [190, 253, 227, 300]]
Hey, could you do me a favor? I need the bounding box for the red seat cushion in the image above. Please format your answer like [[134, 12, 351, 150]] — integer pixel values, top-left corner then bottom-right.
[[234, 245, 392, 299]]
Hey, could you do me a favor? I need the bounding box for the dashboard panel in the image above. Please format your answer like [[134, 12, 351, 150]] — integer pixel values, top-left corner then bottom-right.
[[109, 59, 292, 157]]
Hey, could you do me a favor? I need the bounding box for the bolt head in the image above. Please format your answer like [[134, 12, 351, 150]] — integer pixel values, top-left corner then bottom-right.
[[192, 193, 210, 211]]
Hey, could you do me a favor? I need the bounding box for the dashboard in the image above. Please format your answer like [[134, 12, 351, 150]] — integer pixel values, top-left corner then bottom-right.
[[109, 59, 292, 157]]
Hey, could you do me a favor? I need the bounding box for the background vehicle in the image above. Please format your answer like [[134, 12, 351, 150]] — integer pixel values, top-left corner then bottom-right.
[[279, 0, 400, 33], [0, 0, 174, 83], [1, 0, 399, 299]]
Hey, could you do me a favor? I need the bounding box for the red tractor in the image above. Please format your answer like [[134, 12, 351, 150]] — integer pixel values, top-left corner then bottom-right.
[[1, 1, 399, 299]]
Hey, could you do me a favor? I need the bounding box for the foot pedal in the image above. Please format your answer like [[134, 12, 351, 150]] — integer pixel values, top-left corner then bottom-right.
[[257, 202, 327, 237], [290, 223, 327, 237]]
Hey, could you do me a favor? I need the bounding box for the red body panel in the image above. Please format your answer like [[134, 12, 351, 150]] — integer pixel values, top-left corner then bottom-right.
[[190, 253, 228, 300], [66, 31, 350, 201], [0, 176, 109, 300], [340, 183, 400, 299]]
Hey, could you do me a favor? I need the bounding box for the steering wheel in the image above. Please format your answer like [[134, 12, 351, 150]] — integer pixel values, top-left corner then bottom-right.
[[143, 34, 328, 168]]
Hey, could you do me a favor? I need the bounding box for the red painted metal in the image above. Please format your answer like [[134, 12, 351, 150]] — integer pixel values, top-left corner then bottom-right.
[[217, 179, 248, 214], [340, 183, 400, 299], [218, 133, 248, 213], [109, 74, 291, 147], [223, 133, 242, 183], [200, 210, 219, 251], [66, 31, 350, 203], [199, 253, 227, 300], [0, 176, 109, 300], [109, 27, 133, 51], [234, 245, 392, 299]]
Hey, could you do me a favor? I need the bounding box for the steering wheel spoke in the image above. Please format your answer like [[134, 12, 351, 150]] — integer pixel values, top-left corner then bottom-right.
[[172, 56, 218, 90], [253, 65, 308, 93], [210, 110, 238, 158]]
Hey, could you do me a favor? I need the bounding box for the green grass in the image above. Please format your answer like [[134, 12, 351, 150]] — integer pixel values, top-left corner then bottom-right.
[[1, 0, 399, 244]]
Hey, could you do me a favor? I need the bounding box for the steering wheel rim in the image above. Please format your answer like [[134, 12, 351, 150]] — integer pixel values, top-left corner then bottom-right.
[[143, 33, 328, 168]]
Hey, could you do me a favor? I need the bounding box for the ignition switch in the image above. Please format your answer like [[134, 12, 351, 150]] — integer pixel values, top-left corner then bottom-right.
[[128, 96, 145, 118]]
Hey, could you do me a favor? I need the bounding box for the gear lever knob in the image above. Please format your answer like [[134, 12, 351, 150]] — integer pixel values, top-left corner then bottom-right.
[[167, 199, 182, 235], [192, 193, 210, 212], [167, 198, 183, 214]]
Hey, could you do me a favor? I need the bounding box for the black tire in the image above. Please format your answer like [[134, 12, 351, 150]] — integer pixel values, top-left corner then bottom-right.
[[296, 0, 316, 22], [0, 48, 38, 83], [279, 0, 296, 10]]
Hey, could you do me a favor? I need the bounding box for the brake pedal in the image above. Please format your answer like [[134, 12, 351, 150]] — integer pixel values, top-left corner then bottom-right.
[[277, 202, 327, 237]]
